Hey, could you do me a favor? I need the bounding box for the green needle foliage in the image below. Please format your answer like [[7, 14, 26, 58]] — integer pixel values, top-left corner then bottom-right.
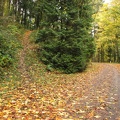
[[36, 0, 95, 73]]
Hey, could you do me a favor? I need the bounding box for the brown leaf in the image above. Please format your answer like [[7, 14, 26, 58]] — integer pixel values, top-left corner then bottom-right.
[[86, 110, 95, 118]]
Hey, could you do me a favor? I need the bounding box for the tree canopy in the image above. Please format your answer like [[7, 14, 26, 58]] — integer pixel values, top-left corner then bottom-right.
[[35, 0, 95, 73], [3, 0, 120, 73], [94, 0, 120, 62]]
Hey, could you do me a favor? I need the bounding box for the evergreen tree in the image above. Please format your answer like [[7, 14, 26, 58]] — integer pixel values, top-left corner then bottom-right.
[[36, 0, 95, 73]]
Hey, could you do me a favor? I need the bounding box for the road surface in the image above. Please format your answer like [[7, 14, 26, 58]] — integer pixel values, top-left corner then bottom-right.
[[63, 63, 120, 119]]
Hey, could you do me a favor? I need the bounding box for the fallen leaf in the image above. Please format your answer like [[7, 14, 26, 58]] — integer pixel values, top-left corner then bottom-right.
[[94, 115, 101, 118], [86, 110, 95, 118]]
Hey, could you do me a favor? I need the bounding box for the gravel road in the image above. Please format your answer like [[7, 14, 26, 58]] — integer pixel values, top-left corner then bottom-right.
[[70, 63, 120, 120]]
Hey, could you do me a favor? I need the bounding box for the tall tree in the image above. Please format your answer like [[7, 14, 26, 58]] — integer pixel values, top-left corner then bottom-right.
[[0, 0, 4, 16], [3, 0, 11, 16], [94, 1, 120, 62], [36, 0, 95, 73]]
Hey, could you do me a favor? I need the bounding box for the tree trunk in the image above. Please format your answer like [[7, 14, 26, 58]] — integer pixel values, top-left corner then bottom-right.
[[0, 0, 4, 16], [3, 0, 10, 16]]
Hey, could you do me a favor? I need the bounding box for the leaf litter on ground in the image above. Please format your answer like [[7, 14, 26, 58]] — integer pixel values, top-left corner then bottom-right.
[[0, 31, 120, 119]]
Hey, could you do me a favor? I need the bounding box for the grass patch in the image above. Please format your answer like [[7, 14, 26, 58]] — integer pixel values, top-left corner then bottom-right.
[[0, 25, 23, 97]]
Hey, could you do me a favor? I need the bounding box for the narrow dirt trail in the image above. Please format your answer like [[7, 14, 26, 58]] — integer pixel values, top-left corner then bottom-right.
[[18, 31, 32, 82]]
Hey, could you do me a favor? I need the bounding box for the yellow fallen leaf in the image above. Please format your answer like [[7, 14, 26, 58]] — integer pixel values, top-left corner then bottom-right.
[[0, 112, 4, 117], [55, 116, 62, 120], [94, 115, 101, 118], [58, 100, 65, 107], [78, 109, 85, 113], [41, 97, 46, 101], [86, 110, 95, 118], [7, 118, 12, 120], [99, 97, 105, 103]]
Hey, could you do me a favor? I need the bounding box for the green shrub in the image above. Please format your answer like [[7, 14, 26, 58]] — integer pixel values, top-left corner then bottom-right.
[[0, 25, 20, 78], [39, 37, 89, 74], [7, 25, 19, 35]]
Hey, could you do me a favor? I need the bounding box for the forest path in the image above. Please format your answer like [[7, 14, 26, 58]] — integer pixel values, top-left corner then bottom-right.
[[65, 63, 120, 120], [18, 30, 32, 83]]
